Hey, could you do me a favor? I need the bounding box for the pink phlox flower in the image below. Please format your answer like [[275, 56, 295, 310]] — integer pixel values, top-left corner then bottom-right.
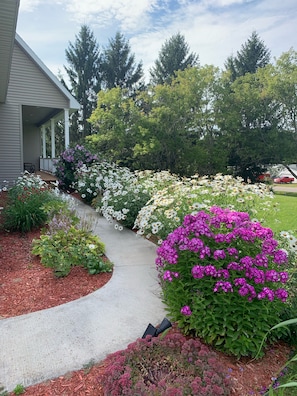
[[213, 281, 233, 293], [187, 237, 204, 252], [227, 247, 239, 258], [214, 233, 226, 243], [238, 283, 256, 300], [204, 265, 217, 277], [257, 287, 275, 301], [262, 238, 278, 254], [275, 288, 288, 302], [213, 249, 226, 260], [235, 228, 256, 242], [273, 249, 288, 265], [279, 271, 289, 283], [234, 278, 247, 287], [199, 246, 211, 259], [216, 269, 230, 279], [163, 270, 173, 282], [254, 253, 269, 268], [240, 256, 254, 269], [192, 265, 205, 279], [265, 269, 280, 282], [245, 268, 265, 284], [181, 305, 192, 316], [227, 262, 242, 271]]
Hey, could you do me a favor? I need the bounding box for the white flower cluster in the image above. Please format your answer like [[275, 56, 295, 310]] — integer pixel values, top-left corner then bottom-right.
[[74, 163, 276, 239]]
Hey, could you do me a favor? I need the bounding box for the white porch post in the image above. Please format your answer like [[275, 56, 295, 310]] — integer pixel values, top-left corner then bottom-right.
[[42, 125, 46, 158], [64, 108, 70, 148], [50, 118, 56, 158]]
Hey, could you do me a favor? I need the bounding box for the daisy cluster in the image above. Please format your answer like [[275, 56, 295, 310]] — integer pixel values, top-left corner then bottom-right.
[[135, 173, 274, 242]]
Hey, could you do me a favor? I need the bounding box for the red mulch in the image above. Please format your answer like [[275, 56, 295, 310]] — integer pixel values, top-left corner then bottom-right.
[[0, 192, 292, 395]]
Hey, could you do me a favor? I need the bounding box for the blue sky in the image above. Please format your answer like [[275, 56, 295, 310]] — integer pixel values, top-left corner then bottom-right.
[[17, 0, 297, 82]]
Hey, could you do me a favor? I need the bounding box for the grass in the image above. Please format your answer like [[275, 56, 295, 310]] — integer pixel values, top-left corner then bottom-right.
[[260, 186, 297, 236]]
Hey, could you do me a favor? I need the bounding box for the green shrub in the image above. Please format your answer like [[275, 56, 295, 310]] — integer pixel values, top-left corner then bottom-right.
[[2, 174, 60, 232], [100, 331, 231, 395], [156, 206, 289, 358], [54, 145, 98, 190], [32, 226, 112, 277]]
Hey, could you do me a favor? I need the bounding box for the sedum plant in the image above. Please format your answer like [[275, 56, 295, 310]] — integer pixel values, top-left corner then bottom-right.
[[100, 331, 231, 396], [156, 206, 289, 358]]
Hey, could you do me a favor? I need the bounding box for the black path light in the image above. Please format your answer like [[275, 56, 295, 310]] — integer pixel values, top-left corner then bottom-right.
[[142, 318, 172, 339]]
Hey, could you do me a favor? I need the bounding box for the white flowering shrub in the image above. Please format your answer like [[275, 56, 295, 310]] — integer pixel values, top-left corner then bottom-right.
[[135, 174, 275, 243]]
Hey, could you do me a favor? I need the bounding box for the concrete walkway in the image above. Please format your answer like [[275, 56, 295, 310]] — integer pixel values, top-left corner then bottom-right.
[[0, 200, 166, 392]]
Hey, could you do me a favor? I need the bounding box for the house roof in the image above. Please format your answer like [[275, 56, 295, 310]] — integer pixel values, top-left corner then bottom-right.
[[0, 0, 19, 103], [15, 34, 80, 111], [0, 0, 80, 120]]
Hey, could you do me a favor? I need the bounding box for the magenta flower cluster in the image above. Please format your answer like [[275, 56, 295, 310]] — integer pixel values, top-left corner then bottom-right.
[[156, 206, 289, 315]]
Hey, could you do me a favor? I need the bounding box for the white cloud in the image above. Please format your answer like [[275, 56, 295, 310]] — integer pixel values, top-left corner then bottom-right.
[[19, 0, 42, 12], [63, 0, 159, 32]]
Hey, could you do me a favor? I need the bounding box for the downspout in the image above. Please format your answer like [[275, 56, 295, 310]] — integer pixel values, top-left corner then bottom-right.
[[64, 108, 70, 148]]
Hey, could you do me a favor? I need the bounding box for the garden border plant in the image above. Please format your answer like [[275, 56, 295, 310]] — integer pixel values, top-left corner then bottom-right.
[[155, 206, 290, 358]]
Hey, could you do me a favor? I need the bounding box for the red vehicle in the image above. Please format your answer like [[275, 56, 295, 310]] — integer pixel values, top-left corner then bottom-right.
[[274, 176, 294, 184]]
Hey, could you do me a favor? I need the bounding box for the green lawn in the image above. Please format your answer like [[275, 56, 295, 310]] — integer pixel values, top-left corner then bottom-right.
[[265, 193, 297, 235]]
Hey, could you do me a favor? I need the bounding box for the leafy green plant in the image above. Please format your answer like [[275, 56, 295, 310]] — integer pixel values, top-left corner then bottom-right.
[[1, 174, 60, 232], [13, 384, 25, 395], [100, 331, 231, 395], [54, 144, 98, 190], [156, 206, 289, 358], [32, 226, 112, 277]]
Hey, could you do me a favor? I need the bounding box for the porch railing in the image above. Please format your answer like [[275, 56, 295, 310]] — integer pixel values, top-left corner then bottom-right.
[[39, 158, 57, 173]]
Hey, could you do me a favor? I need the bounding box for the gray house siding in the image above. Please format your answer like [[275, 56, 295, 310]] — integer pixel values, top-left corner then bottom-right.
[[0, 40, 73, 185], [0, 101, 22, 186], [8, 41, 69, 108]]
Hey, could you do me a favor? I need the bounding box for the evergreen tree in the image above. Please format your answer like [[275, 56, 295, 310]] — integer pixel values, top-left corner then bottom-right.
[[101, 32, 143, 91], [63, 25, 101, 138], [150, 32, 199, 85], [225, 31, 271, 80]]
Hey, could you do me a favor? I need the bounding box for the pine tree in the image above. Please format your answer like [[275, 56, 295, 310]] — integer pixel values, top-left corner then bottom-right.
[[101, 32, 143, 91], [225, 31, 271, 80], [63, 25, 101, 138], [150, 32, 199, 85]]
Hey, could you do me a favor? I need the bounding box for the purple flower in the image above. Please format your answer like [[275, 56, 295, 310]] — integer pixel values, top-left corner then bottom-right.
[[213, 249, 226, 260], [213, 281, 233, 293], [254, 254, 268, 268], [192, 265, 205, 279], [274, 288, 288, 302], [257, 287, 275, 301], [227, 247, 238, 257], [204, 265, 217, 277], [273, 249, 288, 265], [181, 305, 192, 316], [265, 269, 279, 282]]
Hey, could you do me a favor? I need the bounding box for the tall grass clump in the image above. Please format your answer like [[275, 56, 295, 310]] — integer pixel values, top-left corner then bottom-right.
[[1, 173, 60, 233], [156, 206, 290, 358]]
